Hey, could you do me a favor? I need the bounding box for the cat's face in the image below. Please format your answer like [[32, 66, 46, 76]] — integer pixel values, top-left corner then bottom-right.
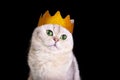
[[31, 24, 73, 53]]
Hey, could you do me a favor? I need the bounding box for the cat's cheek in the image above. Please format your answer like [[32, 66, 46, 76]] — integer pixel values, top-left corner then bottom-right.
[[56, 42, 64, 49], [61, 42, 72, 50], [44, 39, 55, 46]]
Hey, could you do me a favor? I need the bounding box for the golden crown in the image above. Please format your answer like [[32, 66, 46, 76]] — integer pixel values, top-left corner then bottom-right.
[[37, 10, 74, 33]]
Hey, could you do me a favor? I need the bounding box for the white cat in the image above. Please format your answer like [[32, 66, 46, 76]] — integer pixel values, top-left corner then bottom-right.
[[28, 23, 80, 80]]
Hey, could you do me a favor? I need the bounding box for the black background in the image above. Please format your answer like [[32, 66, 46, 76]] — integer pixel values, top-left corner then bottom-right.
[[1, 0, 111, 80]]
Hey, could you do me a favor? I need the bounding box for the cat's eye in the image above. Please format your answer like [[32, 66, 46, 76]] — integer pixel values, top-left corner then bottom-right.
[[60, 34, 67, 40], [46, 30, 53, 36]]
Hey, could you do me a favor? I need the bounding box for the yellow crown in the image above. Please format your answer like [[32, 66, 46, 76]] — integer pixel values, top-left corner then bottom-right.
[[37, 10, 74, 33]]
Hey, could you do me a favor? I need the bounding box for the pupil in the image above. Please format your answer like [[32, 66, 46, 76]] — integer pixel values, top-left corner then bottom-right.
[[62, 35, 67, 40], [49, 32, 51, 35], [60, 34, 67, 40], [47, 30, 53, 36], [63, 35, 66, 39]]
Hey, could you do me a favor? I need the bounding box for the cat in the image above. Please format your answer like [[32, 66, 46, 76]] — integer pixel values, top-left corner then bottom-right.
[[27, 21, 80, 80]]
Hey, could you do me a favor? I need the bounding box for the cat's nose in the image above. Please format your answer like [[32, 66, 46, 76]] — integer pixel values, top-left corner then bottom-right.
[[53, 37, 59, 42]]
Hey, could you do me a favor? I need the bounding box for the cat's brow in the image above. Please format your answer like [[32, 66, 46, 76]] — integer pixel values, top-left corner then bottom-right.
[[53, 26, 60, 35]]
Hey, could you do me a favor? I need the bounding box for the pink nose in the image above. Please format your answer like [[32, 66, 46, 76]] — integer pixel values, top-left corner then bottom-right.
[[53, 37, 59, 42]]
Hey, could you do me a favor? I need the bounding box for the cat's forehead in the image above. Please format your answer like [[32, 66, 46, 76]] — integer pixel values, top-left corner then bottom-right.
[[38, 24, 70, 34]]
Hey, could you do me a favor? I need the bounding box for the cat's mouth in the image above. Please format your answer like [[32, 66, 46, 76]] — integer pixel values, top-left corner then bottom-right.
[[53, 44, 58, 48], [48, 43, 58, 48]]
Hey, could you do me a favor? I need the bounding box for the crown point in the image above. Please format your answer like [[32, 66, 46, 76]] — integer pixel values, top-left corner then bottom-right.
[[64, 15, 71, 22], [65, 15, 70, 19], [53, 11, 62, 18], [43, 10, 51, 18], [55, 11, 60, 15]]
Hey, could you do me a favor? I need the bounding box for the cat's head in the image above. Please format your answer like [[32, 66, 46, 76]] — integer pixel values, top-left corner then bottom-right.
[[31, 24, 74, 54]]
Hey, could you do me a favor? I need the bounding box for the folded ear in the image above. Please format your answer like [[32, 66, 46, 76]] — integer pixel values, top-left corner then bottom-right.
[[70, 19, 74, 24]]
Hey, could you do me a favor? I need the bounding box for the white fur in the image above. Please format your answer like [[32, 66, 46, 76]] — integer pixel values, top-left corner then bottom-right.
[[28, 24, 80, 80]]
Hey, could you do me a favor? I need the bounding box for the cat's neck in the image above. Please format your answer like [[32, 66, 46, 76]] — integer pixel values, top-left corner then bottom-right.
[[29, 46, 73, 61]]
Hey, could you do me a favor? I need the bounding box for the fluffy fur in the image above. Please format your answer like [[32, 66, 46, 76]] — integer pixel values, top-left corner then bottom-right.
[[28, 24, 80, 80]]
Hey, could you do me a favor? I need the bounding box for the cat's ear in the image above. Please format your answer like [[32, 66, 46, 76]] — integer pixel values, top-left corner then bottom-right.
[[70, 19, 74, 24]]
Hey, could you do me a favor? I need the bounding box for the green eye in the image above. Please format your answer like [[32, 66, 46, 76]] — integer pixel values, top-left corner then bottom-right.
[[60, 34, 67, 40], [46, 30, 53, 36]]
